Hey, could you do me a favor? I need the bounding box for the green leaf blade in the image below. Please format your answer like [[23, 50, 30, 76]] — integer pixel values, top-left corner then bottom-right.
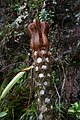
[[0, 112, 7, 118], [0, 72, 25, 100]]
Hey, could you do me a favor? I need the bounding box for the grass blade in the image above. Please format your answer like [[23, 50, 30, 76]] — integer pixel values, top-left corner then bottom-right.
[[0, 71, 25, 100]]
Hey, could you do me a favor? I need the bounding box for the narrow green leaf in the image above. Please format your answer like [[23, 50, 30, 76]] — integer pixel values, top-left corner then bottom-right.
[[68, 109, 76, 113], [0, 72, 25, 100], [0, 112, 7, 118], [77, 110, 80, 113]]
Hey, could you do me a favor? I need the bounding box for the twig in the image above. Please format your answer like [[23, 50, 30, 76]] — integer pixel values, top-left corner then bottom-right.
[[57, 53, 67, 97], [53, 81, 61, 117]]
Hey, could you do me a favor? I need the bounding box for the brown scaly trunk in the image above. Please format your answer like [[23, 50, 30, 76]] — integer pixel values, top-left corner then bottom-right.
[[28, 20, 54, 120]]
